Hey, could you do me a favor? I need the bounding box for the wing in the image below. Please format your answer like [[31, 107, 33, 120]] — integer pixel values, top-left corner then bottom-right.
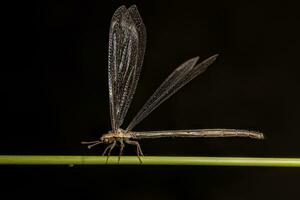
[[108, 5, 146, 131], [126, 54, 218, 131], [132, 129, 264, 139]]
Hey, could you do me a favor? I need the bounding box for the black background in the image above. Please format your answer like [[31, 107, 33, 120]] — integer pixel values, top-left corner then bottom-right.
[[2, 0, 300, 199]]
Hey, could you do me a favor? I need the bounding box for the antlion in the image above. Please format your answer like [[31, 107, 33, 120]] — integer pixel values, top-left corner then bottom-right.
[[82, 5, 264, 163]]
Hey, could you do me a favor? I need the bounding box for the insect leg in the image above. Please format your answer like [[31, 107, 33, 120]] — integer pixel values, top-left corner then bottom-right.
[[102, 143, 113, 156], [105, 141, 116, 164], [118, 139, 125, 164], [125, 139, 143, 163]]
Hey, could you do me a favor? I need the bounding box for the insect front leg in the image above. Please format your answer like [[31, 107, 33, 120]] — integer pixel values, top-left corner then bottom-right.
[[102, 141, 116, 163], [118, 139, 125, 163], [124, 139, 144, 163]]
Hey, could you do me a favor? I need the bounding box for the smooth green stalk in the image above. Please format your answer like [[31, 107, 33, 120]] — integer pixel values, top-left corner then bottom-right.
[[1, 156, 300, 167]]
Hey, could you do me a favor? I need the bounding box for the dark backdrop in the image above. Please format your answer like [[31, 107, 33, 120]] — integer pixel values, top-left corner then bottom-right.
[[2, 0, 300, 199]]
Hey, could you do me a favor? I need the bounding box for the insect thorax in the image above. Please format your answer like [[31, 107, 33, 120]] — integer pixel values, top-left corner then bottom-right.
[[101, 128, 132, 142]]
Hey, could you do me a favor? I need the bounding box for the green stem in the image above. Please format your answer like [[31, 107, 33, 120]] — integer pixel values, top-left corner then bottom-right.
[[1, 156, 300, 167]]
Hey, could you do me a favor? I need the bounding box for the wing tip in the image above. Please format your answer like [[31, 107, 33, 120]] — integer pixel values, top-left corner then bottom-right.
[[210, 53, 219, 61], [203, 53, 219, 66], [116, 5, 127, 10], [129, 4, 138, 9]]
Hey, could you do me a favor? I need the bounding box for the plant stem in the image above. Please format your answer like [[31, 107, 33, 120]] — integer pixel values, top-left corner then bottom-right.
[[1, 156, 300, 167]]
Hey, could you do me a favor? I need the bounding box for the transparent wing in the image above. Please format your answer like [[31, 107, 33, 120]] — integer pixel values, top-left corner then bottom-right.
[[108, 5, 146, 131], [132, 129, 264, 139], [126, 54, 218, 131]]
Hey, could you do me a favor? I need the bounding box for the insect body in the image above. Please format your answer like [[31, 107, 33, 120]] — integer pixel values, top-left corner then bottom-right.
[[82, 5, 264, 162]]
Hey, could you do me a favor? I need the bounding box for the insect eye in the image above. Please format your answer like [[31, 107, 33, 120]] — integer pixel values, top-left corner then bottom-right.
[[104, 138, 109, 143]]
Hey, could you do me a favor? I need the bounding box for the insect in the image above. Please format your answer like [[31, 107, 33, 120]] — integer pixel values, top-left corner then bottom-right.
[[82, 5, 264, 162]]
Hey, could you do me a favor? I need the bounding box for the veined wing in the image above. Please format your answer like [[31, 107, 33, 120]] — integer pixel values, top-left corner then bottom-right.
[[132, 129, 264, 139], [126, 54, 218, 131], [108, 5, 146, 131]]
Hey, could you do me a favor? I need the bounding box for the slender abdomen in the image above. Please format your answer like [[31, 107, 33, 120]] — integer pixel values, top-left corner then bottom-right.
[[132, 129, 264, 139]]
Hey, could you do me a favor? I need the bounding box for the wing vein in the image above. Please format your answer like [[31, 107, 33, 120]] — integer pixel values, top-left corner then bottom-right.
[[108, 5, 146, 130], [126, 54, 218, 131]]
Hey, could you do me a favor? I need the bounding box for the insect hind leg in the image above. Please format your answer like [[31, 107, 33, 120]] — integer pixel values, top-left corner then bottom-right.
[[124, 139, 144, 163]]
